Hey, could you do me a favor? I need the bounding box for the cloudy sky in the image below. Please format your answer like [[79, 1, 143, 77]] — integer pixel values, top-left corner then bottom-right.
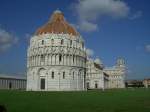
[[0, 0, 150, 79]]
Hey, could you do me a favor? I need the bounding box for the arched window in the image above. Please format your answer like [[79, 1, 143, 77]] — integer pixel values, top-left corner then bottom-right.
[[63, 72, 65, 79], [73, 55, 75, 63], [61, 39, 64, 45], [73, 72, 74, 80], [41, 55, 45, 62], [41, 40, 44, 45], [51, 39, 54, 45], [51, 71, 54, 79], [59, 54, 62, 62], [70, 40, 72, 46]]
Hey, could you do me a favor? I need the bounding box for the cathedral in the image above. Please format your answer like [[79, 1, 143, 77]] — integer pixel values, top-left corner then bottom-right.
[[26, 10, 126, 91]]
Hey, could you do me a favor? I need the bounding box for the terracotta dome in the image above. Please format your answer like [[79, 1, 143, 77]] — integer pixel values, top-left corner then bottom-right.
[[35, 10, 79, 36]]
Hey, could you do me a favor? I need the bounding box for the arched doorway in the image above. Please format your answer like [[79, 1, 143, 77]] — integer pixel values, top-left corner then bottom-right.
[[38, 68, 46, 90], [40, 78, 45, 90], [95, 83, 98, 89]]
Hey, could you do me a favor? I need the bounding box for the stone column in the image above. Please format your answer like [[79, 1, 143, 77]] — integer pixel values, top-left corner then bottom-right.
[[47, 54, 49, 65], [38, 55, 40, 66], [35, 55, 37, 66], [70, 55, 72, 66], [64, 55, 66, 65], [45, 54, 48, 65], [51, 54, 54, 65], [33, 56, 35, 66], [62, 55, 64, 65], [82, 72, 85, 90], [66, 55, 68, 65]]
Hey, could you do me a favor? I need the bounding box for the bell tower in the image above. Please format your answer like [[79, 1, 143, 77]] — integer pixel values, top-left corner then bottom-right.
[[116, 57, 125, 69]]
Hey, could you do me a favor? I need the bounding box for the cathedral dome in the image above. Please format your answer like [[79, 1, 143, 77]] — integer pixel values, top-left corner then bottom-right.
[[95, 58, 103, 65], [35, 10, 79, 36], [94, 58, 104, 69]]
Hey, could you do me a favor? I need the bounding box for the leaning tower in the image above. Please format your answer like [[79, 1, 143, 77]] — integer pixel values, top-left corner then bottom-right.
[[26, 10, 86, 91], [116, 57, 126, 88], [116, 58, 125, 68]]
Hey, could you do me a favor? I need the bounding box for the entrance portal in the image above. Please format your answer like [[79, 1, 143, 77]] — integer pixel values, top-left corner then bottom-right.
[[40, 78, 45, 90], [95, 83, 98, 89]]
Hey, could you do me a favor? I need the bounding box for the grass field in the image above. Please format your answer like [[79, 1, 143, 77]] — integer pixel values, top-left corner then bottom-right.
[[0, 89, 150, 112]]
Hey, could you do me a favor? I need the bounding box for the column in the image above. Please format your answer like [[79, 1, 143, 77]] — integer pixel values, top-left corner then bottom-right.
[[64, 55, 66, 65], [45, 54, 48, 65]]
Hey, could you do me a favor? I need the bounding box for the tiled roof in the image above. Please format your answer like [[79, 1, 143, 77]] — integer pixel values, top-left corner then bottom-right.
[[35, 10, 79, 36]]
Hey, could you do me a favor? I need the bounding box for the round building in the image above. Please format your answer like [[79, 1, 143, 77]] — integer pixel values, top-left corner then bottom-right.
[[27, 10, 86, 91]]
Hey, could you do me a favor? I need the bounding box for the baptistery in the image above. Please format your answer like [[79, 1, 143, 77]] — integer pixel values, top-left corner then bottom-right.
[[27, 10, 86, 91]]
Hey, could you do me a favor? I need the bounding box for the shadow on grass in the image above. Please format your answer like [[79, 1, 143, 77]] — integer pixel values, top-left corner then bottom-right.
[[0, 105, 7, 112]]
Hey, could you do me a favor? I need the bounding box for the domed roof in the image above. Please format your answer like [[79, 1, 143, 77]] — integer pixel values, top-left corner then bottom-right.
[[94, 58, 103, 65], [35, 10, 79, 36], [94, 58, 104, 69]]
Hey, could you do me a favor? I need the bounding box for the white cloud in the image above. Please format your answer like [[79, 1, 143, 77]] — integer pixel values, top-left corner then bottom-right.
[[0, 27, 18, 52], [74, 0, 130, 32], [86, 48, 94, 57], [79, 21, 98, 32], [145, 45, 150, 53], [129, 11, 142, 20], [71, 23, 97, 32], [24, 33, 31, 44]]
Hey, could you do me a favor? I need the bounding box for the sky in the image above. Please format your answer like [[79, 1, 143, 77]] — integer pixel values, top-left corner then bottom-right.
[[0, 0, 150, 79]]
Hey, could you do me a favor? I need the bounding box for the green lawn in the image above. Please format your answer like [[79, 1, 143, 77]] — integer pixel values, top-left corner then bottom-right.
[[0, 89, 150, 112]]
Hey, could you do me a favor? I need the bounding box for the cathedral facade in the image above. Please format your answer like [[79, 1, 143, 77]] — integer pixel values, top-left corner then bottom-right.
[[26, 10, 126, 91]]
